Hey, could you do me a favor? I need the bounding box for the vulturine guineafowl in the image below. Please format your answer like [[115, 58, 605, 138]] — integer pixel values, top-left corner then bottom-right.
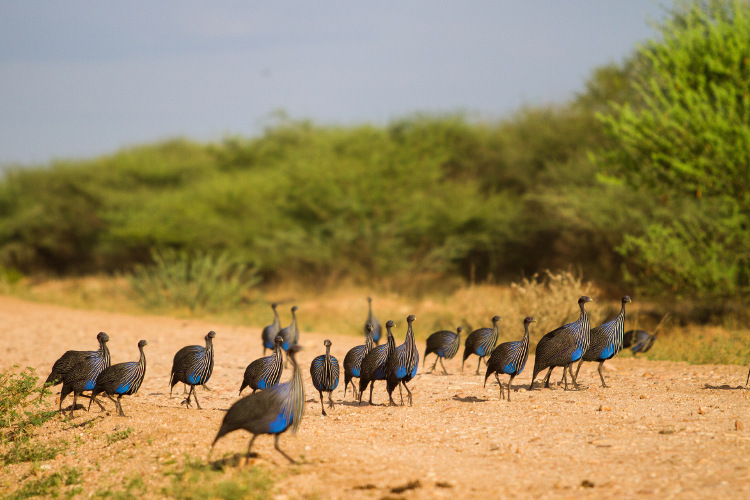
[[343, 323, 375, 399], [358, 320, 396, 405], [574, 296, 631, 387], [89, 340, 147, 417], [386, 315, 419, 406], [365, 297, 383, 345], [44, 332, 110, 392], [462, 316, 501, 374], [169, 331, 215, 409], [57, 333, 111, 415], [623, 313, 670, 355], [210, 345, 305, 464], [240, 335, 284, 395], [279, 305, 299, 367], [261, 302, 281, 356], [484, 317, 535, 401], [310, 339, 340, 415], [424, 326, 462, 374], [529, 296, 593, 391]]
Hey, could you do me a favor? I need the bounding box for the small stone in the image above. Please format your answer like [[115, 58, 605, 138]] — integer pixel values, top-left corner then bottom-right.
[[736, 420, 743, 431], [640, 394, 648, 399], [698, 406, 705, 415], [581, 479, 595, 488]]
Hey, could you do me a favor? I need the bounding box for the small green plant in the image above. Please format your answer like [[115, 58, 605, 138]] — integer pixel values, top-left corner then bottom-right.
[[2, 439, 67, 465], [127, 248, 260, 312], [105, 427, 134, 446], [0, 366, 54, 442], [164, 455, 274, 500], [4, 466, 81, 500]]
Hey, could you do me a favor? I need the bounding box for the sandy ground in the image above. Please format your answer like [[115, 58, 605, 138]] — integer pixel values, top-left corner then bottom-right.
[[1, 295, 749, 499]]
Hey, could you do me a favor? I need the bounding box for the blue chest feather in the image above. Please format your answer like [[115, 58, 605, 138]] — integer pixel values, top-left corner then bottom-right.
[[115, 383, 131, 394], [268, 412, 292, 434], [187, 373, 202, 385], [571, 348, 582, 361], [257, 379, 267, 389], [84, 380, 96, 391], [352, 367, 360, 377], [600, 345, 615, 360], [396, 366, 407, 379]]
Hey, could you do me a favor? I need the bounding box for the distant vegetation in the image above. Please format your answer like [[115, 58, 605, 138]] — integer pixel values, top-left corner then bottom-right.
[[0, 0, 747, 308]]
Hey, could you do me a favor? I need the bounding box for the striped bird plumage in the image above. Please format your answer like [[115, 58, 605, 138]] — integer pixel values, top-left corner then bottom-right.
[[240, 335, 284, 395], [89, 340, 147, 417], [310, 339, 340, 415], [45, 332, 110, 388], [57, 332, 111, 415], [358, 320, 396, 405], [529, 296, 593, 391], [424, 326, 462, 374], [169, 331, 216, 409], [261, 302, 281, 355], [484, 317, 535, 401], [386, 315, 419, 406], [462, 316, 501, 374], [365, 297, 383, 344], [279, 305, 299, 367], [211, 345, 305, 464], [575, 296, 631, 387], [343, 323, 375, 399]]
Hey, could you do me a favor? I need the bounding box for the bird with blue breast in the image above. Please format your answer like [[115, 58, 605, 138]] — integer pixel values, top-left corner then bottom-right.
[[386, 315, 419, 406], [574, 296, 631, 388], [623, 312, 669, 356], [310, 339, 340, 415], [529, 296, 593, 391], [210, 344, 305, 464], [89, 339, 147, 417], [424, 326, 462, 375], [169, 331, 216, 409], [365, 297, 382, 345], [261, 302, 281, 356], [462, 316, 501, 374], [44, 332, 110, 405], [484, 317, 535, 401], [55, 332, 112, 415], [343, 322, 375, 399], [240, 335, 284, 395], [358, 320, 396, 405], [279, 305, 300, 367]]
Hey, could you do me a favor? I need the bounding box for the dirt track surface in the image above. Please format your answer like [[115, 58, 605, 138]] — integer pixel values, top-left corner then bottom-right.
[[2, 295, 749, 499]]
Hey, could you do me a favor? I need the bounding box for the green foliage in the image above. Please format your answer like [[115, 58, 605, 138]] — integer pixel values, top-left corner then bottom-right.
[[127, 249, 260, 312], [598, 0, 750, 296], [105, 427, 134, 446], [0, 367, 54, 444], [4, 467, 82, 500], [164, 455, 273, 500]]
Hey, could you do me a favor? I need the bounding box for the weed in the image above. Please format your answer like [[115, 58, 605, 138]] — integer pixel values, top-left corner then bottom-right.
[[2, 439, 67, 465], [164, 455, 274, 500], [106, 427, 134, 446], [4, 467, 81, 500]]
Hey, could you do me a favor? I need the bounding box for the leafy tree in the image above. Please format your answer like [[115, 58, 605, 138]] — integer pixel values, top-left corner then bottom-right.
[[597, 0, 750, 296]]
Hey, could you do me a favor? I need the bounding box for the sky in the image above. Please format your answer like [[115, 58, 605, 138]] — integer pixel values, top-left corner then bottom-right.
[[0, 1, 667, 166]]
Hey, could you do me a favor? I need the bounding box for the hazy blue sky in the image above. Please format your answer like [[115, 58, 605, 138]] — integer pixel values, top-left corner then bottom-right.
[[0, 1, 666, 166]]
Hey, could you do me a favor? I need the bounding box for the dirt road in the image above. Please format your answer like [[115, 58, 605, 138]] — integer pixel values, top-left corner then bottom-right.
[[2, 296, 749, 499]]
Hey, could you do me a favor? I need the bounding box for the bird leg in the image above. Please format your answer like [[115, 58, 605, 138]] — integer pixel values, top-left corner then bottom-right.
[[245, 435, 258, 459], [191, 386, 203, 409], [574, 359, 584, 382], [597, 361, 608, 388], [568, 364, 579, 386], [398, 382, 404, 406], [319, 391, 327, 416], [327, 391, 335, 410], [542, 367, 554, 388], [274, 434, 297, 464], [439, 358, 449, 375], [70, 392, 78, 417], [82, 394, 107, 411], [403, 381, 413, 406], [116, 395, 127, 417], [430, 356, 440, 373], [368, 382, 375, 406], [507, 375, 515, 402], [494, 373, 504, 400], [475, 356, 482, 375], [201, 384, 212, 392], [562, 366, 569, 390]]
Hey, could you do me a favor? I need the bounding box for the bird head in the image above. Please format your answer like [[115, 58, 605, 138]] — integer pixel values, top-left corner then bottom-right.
[[622, 296, 632, 304], [385, 320, 396, 335], [271, 302, 278, 309], [206, 331, 216, 340], [456, 326, 463, 335], [97, 332, 110, 343], [365, 322, 373, 334], [524, 316, 536, 325], [579, 296, 593, 305], [324, 339, 332, 348], [275, 335, 284, 345], [291, 305, 298, 313], [407, 315, 416, 323], [491, 315, 501, 324], [138, 340, 148, 348]]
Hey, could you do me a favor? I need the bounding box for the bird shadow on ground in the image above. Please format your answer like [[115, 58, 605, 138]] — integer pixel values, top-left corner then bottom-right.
[[452, 395, 488, 403], [703, 384, 747, 390]]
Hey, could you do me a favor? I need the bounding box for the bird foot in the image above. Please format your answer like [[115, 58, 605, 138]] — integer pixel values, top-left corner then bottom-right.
[[180, 398, 193, 408]]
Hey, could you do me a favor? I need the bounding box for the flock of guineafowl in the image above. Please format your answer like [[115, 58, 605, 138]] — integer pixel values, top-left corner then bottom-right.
[[43, 294, 701, 464]]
